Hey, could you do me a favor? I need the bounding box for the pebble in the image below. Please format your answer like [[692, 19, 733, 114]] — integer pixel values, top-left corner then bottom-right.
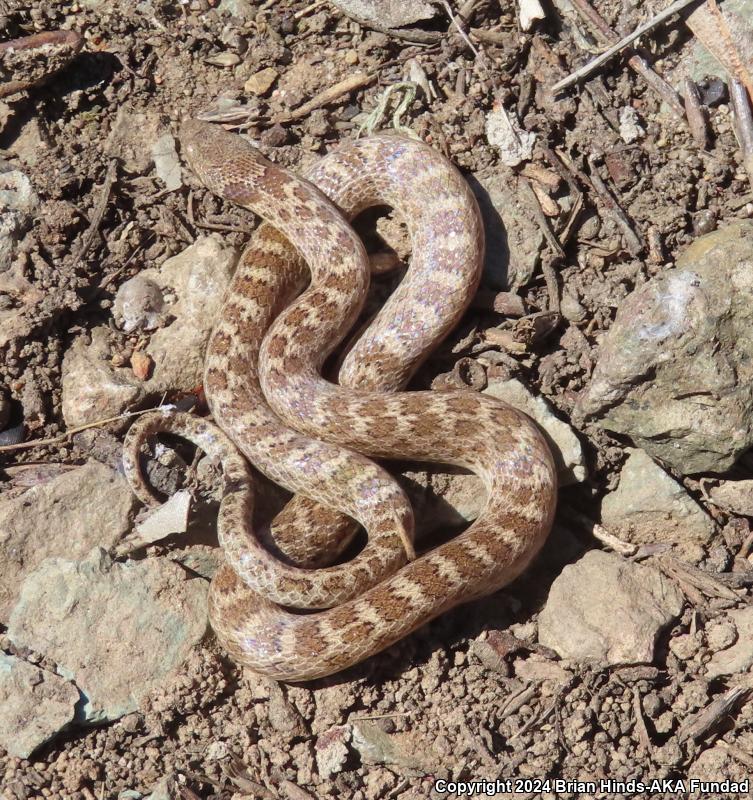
[[244, 66, 279, 95]]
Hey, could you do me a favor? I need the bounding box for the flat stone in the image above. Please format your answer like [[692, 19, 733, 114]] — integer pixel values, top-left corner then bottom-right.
[[601, 449, 716, 550], [538, 550, 683, 665], [151, 132, 182, 192], [0, 461, 137, 621], [7, 548, 208, 723], [576, 221, 753, 474], [0, 653, 78, 758]]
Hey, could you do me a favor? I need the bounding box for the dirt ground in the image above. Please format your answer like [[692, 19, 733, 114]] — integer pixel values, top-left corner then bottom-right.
[[3, 0, 753, 798]]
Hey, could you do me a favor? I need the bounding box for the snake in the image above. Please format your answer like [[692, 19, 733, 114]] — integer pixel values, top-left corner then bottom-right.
[[123, 120, 557, 681]]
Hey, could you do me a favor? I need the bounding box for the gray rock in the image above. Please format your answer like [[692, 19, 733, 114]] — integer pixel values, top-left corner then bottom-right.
[[7, 548, 208, 723], [329, 0, 436, 28], [472, 169, 544, 289], [576, 221, 753, 474], [0, 165, 39, 273], [601, 449, 716, 550], [538, 550, 683, 665], [113, 275, 166, 333], [0, 461, 137, 621], [706, 607, 753, 678], [0, 653, 79, 758]]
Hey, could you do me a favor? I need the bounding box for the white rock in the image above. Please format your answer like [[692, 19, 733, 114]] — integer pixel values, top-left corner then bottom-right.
[[151, 132, 182, 192], [706, 607, 753, 678]]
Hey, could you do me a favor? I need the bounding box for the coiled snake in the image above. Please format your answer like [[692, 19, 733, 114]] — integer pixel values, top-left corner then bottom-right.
[[123, 120, 557, 681]]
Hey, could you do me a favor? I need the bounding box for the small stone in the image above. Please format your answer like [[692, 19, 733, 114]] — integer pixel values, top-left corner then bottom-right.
[[315, 725, 350, 778], [343, 49, 359, 65], [268, 681, 308, 737], [706, 618, 737, 652], [205, 51, 242, 67], [619, 106, 645, 143], [130, 350, 152, 381], [669, 633, 701, 661], [0, 653, 78, 758], [244, 67, 279, 96], [538, 550, 683, 665], [113, 275, 166, 333], [151, 132, 182, 191], [706, 607, 753, 678]]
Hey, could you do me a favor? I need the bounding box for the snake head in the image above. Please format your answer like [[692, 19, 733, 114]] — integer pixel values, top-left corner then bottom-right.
[[179, 118, 270, 205]]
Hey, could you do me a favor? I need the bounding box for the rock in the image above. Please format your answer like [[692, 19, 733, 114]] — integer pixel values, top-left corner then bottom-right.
[[62, 236, 236, 427], [485, 105, 536, 167], [538, 550, 683, 665], [707, 479, 753, 516], [485, 377, 586, 484], [329, 0, 436, 28], [514, 656, 572, 686], [0, 653, 79, 758], [576, 222, 753, 474], [268, 681, 308, 737], [113, 275, 166, 332], [61, 327, 142, 427], [600, 449, 716, 551], [0, 461, 137, 621], [315, 725, 350, 778], [0, 164, 39, 273], [244, 67, 279, 96], [350, 721, 437, 771], [7, 548, 208, 723], [518, 0, 545, 30], [619, 106, 645, 143], [151, 132, 182, 191], [472, 168, 544, 289], [706, 608, 753, 678], [144, 775, 176, 800]]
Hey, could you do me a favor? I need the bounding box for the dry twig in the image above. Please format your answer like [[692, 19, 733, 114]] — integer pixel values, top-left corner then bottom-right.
[[272, 72, 377, 122], [567, 0, 684, 117], [552, 0, 706, 93]]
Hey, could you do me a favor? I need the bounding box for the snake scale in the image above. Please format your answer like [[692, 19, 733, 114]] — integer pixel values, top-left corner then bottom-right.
[[123, 120, 557, 681]]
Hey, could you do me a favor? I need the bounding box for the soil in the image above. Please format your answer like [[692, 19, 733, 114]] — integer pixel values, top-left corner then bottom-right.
[[2, 1, 753, 798]]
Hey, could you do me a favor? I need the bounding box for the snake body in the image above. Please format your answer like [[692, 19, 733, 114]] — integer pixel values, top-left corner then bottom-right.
[[124, 121, 557, 681]]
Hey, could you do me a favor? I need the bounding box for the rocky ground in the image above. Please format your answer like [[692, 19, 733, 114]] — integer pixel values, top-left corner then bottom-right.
[[3, 0, 753, 798]]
